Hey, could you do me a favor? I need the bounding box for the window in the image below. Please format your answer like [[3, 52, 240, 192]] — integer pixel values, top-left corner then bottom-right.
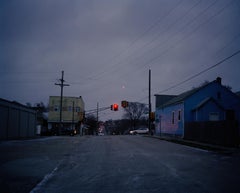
[[68, 106, 72, 112], [209, 112, 219, 121], [178, 110, 181, 121], [172, 111, 175, 124], [54, 105, 59, 112], [76, 107, 80, 112]]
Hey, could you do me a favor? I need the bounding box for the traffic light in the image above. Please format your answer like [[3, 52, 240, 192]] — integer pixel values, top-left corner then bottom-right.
[[110, 104, 119, 111], [121, 100, 128, 108], [150, 112, 155, 121], [113, 103, 118, 111]]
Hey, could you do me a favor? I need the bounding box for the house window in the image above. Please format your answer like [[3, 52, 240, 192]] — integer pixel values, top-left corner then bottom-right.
[[68, 106, 72, 112], [54, 105, 59, 112], [172, 111, 175, 124], [178, 110, 181, 121], [76, 107, 80, 112], [209, 112, 219, 121]]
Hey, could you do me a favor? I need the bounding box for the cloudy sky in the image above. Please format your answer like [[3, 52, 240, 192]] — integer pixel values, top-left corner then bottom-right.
[[1, 0, 240, 121]]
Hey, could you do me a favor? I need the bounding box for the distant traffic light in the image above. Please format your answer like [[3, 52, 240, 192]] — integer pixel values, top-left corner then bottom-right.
[[110, 103, 119, 111], [121, 100, 128, 108], [113, 103, 118, 111], [150, 112, 155, 121]]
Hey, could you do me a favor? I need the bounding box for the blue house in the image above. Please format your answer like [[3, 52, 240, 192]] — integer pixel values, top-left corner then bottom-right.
[[155, 77, 240, 146]]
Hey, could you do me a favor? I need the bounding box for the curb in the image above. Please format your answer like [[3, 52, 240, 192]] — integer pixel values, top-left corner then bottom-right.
[[144, 135, 240, 155]]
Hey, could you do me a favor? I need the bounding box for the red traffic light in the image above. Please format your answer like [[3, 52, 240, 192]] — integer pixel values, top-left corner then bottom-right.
[[110, 103, 119, 111], [113, 103, 118, 111]]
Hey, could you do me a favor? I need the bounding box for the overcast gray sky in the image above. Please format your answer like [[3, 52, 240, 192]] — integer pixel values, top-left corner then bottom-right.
[[1, 0, 240, 121]]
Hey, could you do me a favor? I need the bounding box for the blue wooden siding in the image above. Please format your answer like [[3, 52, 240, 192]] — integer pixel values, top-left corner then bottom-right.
[[192, 100, 225, 121], [156, 102, 184, 136], [155, 80, 240, 137], [185, 82, 240, 122]]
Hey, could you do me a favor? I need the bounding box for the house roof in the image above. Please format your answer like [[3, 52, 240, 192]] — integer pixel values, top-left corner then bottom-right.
[[192, 97, 225, 111], [158, 86, 204, 108], [156, 77, 222, 108], [154, 94, 176, 108]]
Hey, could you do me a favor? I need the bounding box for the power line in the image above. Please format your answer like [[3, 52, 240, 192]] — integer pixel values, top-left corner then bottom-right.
[[156, 49, 240, 94], [139, 0, 226, 69], [99, 0, 221, 82], [83, 0, 185, 81], [101, 0, 202, 80], [137, 48, 240, 103], [85, 106, 110, 115]]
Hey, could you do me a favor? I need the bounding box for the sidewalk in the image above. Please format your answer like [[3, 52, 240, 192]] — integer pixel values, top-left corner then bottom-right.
[[144, 135, 240, 155]]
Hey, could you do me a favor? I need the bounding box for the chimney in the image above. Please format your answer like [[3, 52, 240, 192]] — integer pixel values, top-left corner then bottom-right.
[[216, 77, 222, 85]]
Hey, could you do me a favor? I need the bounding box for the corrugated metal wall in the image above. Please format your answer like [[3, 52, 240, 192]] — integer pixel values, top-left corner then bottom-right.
[[0, 99, 37, 140]]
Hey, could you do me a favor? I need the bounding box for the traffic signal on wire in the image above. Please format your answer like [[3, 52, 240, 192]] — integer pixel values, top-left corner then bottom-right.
[[121, 100, 128, 108], [113, 103, 118, 111], [111, 104, 119, 111]]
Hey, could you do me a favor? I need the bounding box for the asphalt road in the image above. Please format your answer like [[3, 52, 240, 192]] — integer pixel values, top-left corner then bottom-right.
[[0, 135, 240, 193]]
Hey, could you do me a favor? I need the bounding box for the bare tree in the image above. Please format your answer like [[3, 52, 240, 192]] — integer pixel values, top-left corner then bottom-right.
[[85, 114, 98, 135], [123, 102, 148, 129]]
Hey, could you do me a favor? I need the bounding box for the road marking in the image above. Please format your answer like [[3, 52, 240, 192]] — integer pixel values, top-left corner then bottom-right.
[[29, 162, 60, 193]]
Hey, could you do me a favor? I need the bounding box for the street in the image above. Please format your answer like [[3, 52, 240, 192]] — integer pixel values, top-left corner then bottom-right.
[[0, 135, 240, 193]]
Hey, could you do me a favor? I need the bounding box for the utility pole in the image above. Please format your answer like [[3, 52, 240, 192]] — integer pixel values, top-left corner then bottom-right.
[[72, 101, 75, 130], [96, 102, 99, 135], [55, 70, 69, 135], [97, 102, 99, 123], [148, 69, 152, 135]]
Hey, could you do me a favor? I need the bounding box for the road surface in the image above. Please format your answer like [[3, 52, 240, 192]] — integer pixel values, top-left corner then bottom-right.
[[0, 135, 240, 193]]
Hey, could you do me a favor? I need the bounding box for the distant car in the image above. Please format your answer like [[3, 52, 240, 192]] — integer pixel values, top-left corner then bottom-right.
[[98, 132, 104, 136], [130, 127, 149, 135]]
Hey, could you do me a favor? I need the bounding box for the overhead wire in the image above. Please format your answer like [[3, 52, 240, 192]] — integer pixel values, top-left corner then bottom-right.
[[157, 49, 240, 94], [95, 0, 219, 83], [104, 0, 222, 86], [79, 0, 238, 107], [82, 0, 185, 81], [135, 0, 225, 70], [136, 49, 240, 103], [99, 0, 203, 80], [76, 0, 204, 92]]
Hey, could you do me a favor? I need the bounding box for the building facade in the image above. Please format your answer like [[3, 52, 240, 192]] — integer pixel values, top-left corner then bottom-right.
[[155, 77, 240, 146], [0, 98, 37, 140], [48, 96, 85, 134]]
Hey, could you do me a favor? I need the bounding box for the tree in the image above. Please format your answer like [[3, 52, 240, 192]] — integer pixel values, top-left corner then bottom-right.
[[85, 114, 98, 135], [123, 102, 148, 129]]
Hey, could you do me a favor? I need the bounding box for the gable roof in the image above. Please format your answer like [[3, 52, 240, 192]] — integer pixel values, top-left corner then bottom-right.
[[192, 97, 225, 111], [156, 77, 222, 108], [155, 94, 176, 108]]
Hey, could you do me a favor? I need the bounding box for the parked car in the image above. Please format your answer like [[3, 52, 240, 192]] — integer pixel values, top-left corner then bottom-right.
[[98, 132, 104, 136], [130, 127, 149, 135]]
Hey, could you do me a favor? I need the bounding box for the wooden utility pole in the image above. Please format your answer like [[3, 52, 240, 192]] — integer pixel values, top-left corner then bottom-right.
[[55, 70, 69, 135], [72, 101, 75, 130], [148, 69, 152, 135]]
